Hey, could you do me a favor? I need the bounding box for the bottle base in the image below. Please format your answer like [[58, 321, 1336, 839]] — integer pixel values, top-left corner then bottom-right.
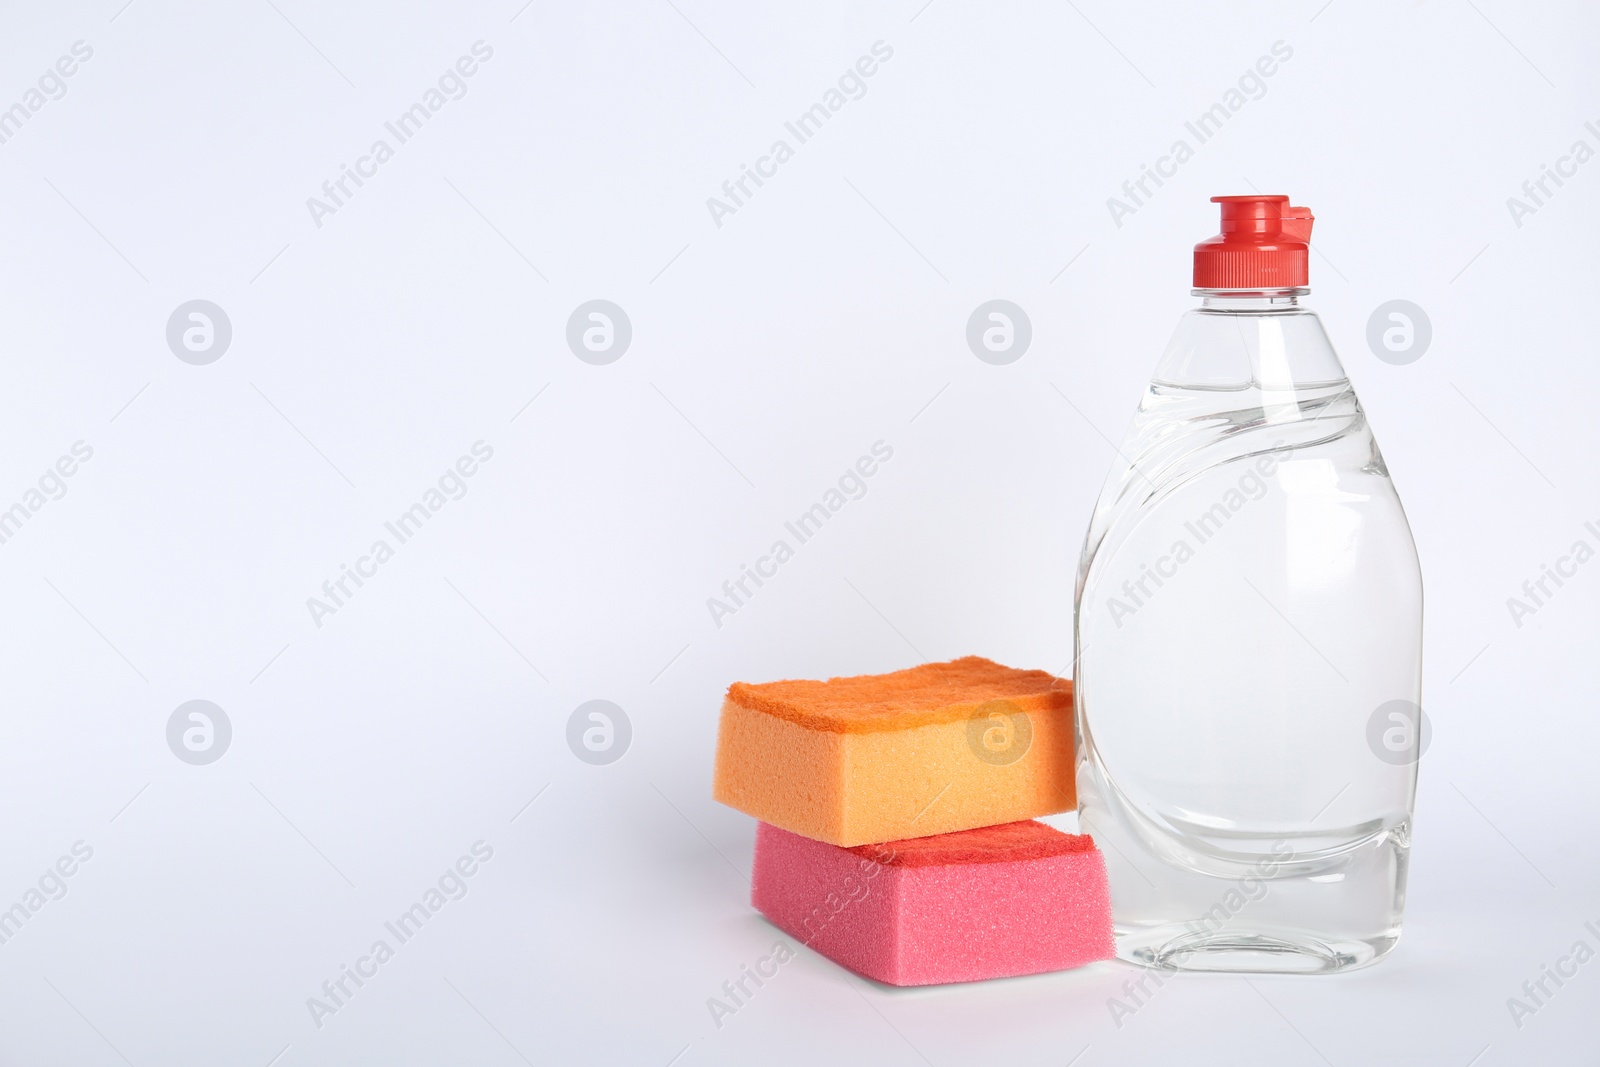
[[1119, 925, 1399, 975]]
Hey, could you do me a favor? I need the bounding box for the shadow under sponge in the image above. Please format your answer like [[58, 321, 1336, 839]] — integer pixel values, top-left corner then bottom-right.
[[752, 820, 1115, 986], [713, 656, 1074, 847]]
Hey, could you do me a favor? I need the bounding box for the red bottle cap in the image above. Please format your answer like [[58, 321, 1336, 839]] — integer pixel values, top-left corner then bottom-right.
[[1193, 195, 1314, 289]]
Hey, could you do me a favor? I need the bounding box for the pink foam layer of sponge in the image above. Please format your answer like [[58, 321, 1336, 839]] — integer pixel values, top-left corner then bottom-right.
[[752, 820, 1115, 986]]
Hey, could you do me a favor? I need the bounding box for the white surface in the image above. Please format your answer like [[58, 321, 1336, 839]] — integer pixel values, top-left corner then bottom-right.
[[0, 2, 1596, 1064]]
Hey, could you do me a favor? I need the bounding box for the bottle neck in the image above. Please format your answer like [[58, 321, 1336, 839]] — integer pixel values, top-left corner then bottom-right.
[[1192, 288, 1308, 311]]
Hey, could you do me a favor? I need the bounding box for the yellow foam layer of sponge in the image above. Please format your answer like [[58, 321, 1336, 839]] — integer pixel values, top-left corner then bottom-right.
[[713, 656, 1074, 847]]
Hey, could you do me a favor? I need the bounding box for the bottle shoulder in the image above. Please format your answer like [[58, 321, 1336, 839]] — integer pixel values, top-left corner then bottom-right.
[[1157, 304, 1345, 390]]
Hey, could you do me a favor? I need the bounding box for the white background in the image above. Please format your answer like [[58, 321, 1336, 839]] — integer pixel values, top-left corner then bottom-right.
[[0, 1, 1596, 1064]]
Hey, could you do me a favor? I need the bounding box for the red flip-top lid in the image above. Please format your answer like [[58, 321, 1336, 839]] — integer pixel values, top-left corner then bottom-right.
[[1193, 195, 1314, 289]]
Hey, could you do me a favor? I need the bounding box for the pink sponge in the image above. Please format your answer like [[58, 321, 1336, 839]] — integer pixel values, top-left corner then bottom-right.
[[751, 820, 1115, 986]]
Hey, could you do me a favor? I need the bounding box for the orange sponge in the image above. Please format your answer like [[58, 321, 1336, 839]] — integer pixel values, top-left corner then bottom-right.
[[713, 656, 1074, 847]]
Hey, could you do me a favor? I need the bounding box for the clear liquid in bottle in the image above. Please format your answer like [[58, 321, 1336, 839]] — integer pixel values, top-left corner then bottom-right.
[[1074, 199, 1423, 974]]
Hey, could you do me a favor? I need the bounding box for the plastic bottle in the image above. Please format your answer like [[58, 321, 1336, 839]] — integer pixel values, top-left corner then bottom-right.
[[1074, 195, 1423, 973]]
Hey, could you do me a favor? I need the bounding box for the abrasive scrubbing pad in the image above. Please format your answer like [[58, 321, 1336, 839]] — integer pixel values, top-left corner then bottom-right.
[[713, 656, 1074, 847], [753, 820, 1115, 985]]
